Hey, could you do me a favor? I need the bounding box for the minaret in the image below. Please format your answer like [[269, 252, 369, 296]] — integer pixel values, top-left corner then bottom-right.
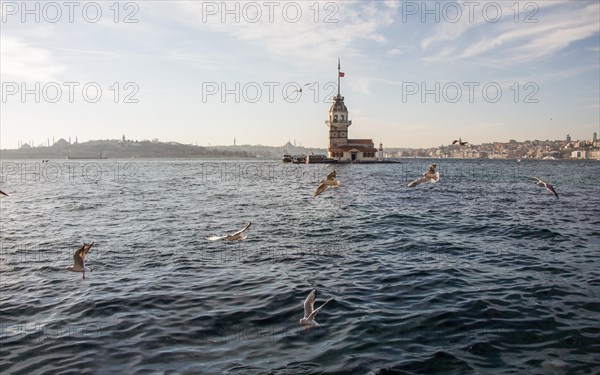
[[325, 59, 351, 157], [378, 142, 383, 161]]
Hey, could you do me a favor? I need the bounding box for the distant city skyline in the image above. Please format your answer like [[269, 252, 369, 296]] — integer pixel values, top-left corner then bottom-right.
[[1, 1, 599, 149], [6, 130, 599, 151], [5, 129, 600, 150]]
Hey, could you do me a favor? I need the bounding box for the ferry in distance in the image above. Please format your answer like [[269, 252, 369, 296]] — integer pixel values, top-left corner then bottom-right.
[[66, 152, 107, 160]]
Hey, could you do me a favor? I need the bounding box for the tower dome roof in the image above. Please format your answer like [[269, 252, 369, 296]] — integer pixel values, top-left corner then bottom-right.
[[329, 95, 347, 113]]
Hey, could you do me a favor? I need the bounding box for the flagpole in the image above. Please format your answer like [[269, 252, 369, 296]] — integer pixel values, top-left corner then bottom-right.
[[337, 58, 340, 97]]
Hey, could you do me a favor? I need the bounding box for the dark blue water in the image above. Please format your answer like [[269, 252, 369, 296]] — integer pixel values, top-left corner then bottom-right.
[[1, 159, 599, 374]]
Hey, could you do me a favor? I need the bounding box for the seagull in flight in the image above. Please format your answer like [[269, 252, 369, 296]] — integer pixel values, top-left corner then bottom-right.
[[66, 242, 94, 279], [299, 289, 332, 328], [452, 138, 469, 146], [528, 176, 558, 198], [206, 222, 252, 241], [407, 163, 440, 188], [313, 171, 341, 197], [0, 190, 8, 197], [284, 83, 314, 101]]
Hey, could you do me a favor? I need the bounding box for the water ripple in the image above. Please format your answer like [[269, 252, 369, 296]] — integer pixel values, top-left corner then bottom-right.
[[1, 159, 599, 374]]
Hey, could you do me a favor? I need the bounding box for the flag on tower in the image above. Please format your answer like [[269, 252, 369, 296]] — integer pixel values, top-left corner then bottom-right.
[[339, 72, 345, 77]]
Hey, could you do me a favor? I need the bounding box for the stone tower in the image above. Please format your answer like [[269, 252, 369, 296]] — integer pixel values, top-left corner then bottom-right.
[[326, 59, 351, 151]]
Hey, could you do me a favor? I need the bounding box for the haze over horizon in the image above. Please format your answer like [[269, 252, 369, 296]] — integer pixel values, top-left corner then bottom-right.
[[1, 1, 599, 150]]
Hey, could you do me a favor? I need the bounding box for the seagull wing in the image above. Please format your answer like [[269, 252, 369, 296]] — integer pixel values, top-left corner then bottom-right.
[[0, 190, 7, 197], [407, 176, 429, 188], [206, 235, 228, 241], [545, 183, 559, 198], [73, 244, 86, 268], [303, 290, 316, 319], [308, 298, 331, 321], [285, 84, 313, 100], [81, 242, 94, 258], [284, 90, 299, 100], [527, 176, 543, 183], [313, 183, 329, 197], [326, 171, 336, 180], [230, 222, 252, 237]]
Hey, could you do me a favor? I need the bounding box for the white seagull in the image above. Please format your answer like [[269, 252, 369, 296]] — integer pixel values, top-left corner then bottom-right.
[[284, 82, 314, 101], [299, 289, 332, 328], [528, 176, 558, 198], [313, 171, 341, 197], [206, 222, 252, 241], [66, 242, 94, 279], [407, 163, 440, 188]]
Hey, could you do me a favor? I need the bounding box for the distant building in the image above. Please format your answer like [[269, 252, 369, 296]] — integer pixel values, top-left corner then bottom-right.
[[594, 132, 597, 142], [571, 150, 588, 159], [566, 134, 571, 142], [326, 60, 376, 162]]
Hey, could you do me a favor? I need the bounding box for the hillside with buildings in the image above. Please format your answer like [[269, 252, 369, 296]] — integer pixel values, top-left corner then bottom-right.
[[0, 136, 253, 160], [383, 134, 600, 160], [2, 134, 598, 161]]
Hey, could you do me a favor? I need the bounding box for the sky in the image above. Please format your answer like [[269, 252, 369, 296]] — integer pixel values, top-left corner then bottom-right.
[[1, 0, 599, 149]]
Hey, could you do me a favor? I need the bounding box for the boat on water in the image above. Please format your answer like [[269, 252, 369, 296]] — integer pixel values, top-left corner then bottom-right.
[[66, 152, 107, 160], [285, 152, 337, 164], [283, 153, 399, 164], [306, 154, 337, 164], [292, 154, 306, 164]]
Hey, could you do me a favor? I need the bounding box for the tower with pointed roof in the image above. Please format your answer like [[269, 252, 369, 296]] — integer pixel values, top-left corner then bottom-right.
[[326, 59, 351, 154], [325, 59, 376, 162]]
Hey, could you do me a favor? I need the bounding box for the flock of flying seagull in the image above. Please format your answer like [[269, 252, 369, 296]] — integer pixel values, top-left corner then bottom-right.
[[305, 162, 557, 197], [199, 161, 557, 326], [0, 159, 559, 328]]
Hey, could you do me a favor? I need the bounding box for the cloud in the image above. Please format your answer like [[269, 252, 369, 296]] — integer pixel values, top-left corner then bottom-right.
[[0, 36, 65, 81], [172, 1, 395, 65], [349, 77, 372, 96], [387, 45, 416, 55], [421, 1, 599, 65]]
